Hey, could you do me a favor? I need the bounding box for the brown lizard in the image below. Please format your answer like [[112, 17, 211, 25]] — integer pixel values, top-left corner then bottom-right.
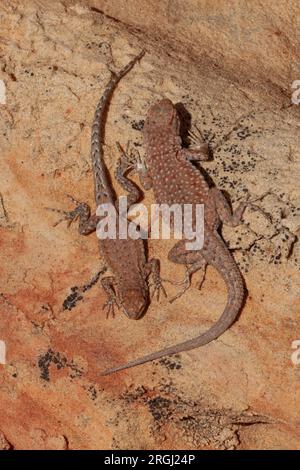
[[51, 51, 165, 320], [101, 98, 253, 374]]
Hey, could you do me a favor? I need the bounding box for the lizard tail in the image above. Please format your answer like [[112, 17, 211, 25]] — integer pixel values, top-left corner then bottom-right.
[[101, 234, 245, 375], [91, 49, 145, 206]]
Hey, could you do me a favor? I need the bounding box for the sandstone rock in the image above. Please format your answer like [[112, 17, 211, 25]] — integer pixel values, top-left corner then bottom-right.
[[0, 0, 299, 450]]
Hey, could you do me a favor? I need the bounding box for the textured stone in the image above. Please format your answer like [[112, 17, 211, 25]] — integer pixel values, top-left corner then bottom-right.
[[0, 0, 299, 450]]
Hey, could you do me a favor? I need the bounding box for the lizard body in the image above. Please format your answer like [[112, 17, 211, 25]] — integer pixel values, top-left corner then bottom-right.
[[54, 51, 164, 320], [102, 98, 249, 374]]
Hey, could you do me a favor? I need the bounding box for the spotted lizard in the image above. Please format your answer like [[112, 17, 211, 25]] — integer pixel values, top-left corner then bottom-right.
[[102, 98, 254, 374]]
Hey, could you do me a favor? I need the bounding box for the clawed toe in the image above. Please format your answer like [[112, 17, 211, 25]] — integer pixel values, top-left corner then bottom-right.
[[116, 141, 144, 174], [168, 270, 191, 303], [46, 206, 80, 227], [169, 282, 190, 304], [46, 194, 89, 228], [188, 125, 204, 147], [103, 297, 120, 318], [150, 278, 168, 301], [247, 202, 272, 222], [244, 191, 273, 222], [65, 193, 82, 206]]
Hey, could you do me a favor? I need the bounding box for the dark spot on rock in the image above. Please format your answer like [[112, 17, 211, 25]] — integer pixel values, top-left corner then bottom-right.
[[147, 396, 172, 421], [131, 120, 144, 131], [120, 386, 147, 404], [38, 349, 56, 381], [159, 355, 182, 370], [63, 269, 104, 311], [63, 287, 83, 311], [85, 385, 98, 401], [37, 349, 83, 381]]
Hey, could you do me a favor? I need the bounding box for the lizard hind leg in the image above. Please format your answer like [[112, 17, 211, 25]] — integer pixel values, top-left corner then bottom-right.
[[47, 194, 99, 235], [168, 240, 207, 303], [145, 258, 168, 302], [101, 276, 120, 318], [179, 124, 210, 162], [169, 258, 207, 303]]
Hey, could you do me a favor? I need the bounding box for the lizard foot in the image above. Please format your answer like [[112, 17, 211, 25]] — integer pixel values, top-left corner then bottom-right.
[[188, 125, 204, 148], [149, 277, 168, 301], [46, 195, 90, 227], [196, 262, 208, 290], [245, 192, 273, 222], [116, 141, 146, 174], [168, 257, 207, 303], [187, 125, 211, 159], [169, 268, 191, 304], [103, 296, 120, 318]]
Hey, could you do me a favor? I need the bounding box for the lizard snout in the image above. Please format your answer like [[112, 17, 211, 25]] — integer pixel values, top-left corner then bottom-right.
[[121, 289, 148, 320]]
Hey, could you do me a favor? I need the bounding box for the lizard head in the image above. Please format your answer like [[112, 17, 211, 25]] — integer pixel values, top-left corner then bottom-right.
[[144, 99, 180, 136], [119, 288, 148, 320]]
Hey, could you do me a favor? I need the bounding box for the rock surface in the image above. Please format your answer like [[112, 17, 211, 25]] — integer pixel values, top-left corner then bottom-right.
[[0, 0, 299, 450]]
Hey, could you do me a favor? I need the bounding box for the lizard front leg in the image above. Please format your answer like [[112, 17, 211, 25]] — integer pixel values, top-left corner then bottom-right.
[[116, 141, 153, 190], [179, 125, 210, 162], [179, 145, 210, 162]]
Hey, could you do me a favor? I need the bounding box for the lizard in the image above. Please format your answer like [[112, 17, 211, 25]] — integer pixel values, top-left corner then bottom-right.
[[101, 98, 255, 375], [50, 50, 165, 320]]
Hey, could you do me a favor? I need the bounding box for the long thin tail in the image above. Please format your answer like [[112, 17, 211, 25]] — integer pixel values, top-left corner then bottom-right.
[[101, 234, 245, 375], [91, 50, 145, 206]]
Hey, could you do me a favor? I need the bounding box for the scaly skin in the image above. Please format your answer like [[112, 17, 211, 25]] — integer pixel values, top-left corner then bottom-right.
[[102, 98, 249, 374], [53, 51, 165, 320]]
